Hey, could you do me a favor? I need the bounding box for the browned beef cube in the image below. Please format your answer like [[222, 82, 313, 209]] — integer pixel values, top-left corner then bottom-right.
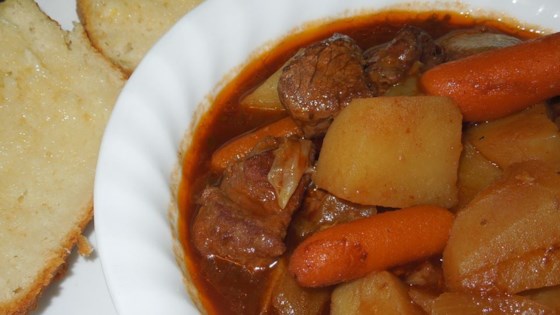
[[278, 33, 373, 137], [365, 25, 444, 94], [290, 187, 377, 244], [192, 138, 313, 270]]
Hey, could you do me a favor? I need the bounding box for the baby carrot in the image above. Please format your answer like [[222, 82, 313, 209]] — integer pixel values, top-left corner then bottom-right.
[[420, 32, 560, 122], [288, 205, 454, 287], [210, 116, 302, 171]]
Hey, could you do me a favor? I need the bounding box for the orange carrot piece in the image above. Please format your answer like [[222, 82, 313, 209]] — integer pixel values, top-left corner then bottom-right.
[[420, 32, 560, 122], [288, 205, 454, 287], [210, 116, 302, 171]]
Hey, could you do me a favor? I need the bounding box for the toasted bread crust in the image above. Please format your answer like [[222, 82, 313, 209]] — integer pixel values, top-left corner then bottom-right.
[[0, 204, 93, 315], [77, 0, 203, 74]]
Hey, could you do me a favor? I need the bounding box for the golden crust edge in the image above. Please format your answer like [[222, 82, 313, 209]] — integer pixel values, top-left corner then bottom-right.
[[75, 0, 133, 76], [0, 202, 93, 315]]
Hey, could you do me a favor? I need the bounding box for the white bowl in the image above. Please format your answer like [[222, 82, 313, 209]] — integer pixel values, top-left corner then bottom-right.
[[94, 0, 560, 314]]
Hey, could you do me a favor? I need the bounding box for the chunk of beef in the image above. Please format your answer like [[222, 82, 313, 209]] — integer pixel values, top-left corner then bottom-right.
[[192, 187, 286, 267], [278, 33, 373, 138], [365, 25, 445, 94], [289, 187, 377, 244], [220, 143, 282, 216], [192, 137, 314, 270], [261, 258, 331, 315]]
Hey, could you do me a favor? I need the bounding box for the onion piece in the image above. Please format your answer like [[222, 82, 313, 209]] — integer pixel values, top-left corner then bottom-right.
[[268, 138, 313, 209], [437, 28, 522, 61]]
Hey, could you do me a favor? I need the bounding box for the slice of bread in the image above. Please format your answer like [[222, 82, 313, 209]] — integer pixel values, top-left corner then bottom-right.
[[0, 0, 125, 313], [77, 0, 204, 74]]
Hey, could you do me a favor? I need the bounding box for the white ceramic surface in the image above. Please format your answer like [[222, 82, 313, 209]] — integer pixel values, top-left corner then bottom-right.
[[94, 0, 560, 314], [33, 1, 117, 314]]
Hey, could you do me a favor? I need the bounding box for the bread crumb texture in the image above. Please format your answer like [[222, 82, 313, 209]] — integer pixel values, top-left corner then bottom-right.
[[0, 0, 125, 313], [78, 0, 204, 73]]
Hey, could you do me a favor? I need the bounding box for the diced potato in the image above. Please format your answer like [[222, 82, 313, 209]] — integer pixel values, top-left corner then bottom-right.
[[260, 258, 330, 314], [403, 261, 444, 289], [403, 261, 445, 313], [464, 103, 560, 168], [459, 246, 560, 294], [331, 271, 423, 315], [455, 142, 502, 211], [384, 75, 420, 96], [443, 161, 560, 294], [522, 285, 560, 312], [408, 287, 438, 314], [239, 68, 285, 112], [431, 292, 555, 315], [314, 96, 462, 208]]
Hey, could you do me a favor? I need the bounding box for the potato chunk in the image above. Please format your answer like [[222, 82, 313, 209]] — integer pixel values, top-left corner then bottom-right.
[[431, 292, 555, 314], [464, 103, 560, 168], [522, 285, 560, 312], [314, 96, 462, 208], [261, 258, 329, 314], [457, 246, 560, 294], [331, 271, 423, 315], [455, 142, 502, 210], [240, 68, 285, 112], [443, 161, 560, 294]]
